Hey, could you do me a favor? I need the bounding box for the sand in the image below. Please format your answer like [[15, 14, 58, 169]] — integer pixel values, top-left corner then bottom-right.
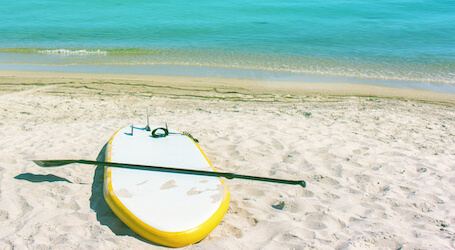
[[0, 70, 454, 249]]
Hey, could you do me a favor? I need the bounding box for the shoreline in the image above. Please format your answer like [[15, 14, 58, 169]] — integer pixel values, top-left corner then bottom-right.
[[1, 63, 455, 93], [1, 70, 455, 104]]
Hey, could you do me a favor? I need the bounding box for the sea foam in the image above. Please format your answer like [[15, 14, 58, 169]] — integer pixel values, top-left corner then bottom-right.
[[38, 49, 107, 56]]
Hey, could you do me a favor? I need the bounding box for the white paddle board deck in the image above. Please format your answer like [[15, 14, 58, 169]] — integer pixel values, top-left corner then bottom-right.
[[104, 125, 230, 247]]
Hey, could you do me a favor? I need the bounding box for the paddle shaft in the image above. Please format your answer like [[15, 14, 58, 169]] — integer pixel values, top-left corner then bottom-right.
[[33, 159, 306, 188]]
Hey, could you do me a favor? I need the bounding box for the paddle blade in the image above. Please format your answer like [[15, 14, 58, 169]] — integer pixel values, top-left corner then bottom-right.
[[33, 160, 77, 167]]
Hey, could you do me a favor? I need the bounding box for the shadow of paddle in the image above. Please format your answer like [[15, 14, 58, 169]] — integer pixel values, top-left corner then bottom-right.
[[14, 173, 73, 183], [89, 142, 143, 239]]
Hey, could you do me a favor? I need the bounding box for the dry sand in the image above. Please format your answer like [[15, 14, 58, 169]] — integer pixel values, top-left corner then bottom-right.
[[0, 70, 454, 249]]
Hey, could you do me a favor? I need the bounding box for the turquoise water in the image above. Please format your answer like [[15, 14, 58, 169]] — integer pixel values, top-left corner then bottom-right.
[[0, 0, 454, 87]]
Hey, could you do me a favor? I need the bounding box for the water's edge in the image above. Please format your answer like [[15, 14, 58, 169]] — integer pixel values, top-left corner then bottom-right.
[[1, 63, 454, 95]]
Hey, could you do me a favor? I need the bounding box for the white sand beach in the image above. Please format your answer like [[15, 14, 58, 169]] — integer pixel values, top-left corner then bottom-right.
[[0, 70, 454, 249]]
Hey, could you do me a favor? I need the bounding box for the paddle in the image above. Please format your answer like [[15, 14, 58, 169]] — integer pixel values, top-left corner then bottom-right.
[[33, 159, 306, 188]]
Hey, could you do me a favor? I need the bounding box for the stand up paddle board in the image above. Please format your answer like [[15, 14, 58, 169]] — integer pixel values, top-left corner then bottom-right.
[[104, 124, 230, 247]]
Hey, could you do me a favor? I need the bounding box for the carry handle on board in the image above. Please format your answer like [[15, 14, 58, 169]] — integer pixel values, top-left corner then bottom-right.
[[33, 159, 306, 188]]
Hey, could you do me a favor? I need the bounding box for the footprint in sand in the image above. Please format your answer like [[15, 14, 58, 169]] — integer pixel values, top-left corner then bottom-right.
[[303, 220, 327, 230], [313, 175, 340, 186], [282, 150, 301, 164], [304, 213, 346, 230]]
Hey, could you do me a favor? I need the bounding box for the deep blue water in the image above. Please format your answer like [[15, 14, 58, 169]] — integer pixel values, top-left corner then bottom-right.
[[0, 0, 454, 86]]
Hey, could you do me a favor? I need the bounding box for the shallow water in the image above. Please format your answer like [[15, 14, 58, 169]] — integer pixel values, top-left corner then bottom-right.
[[1, 0, 454, 86]]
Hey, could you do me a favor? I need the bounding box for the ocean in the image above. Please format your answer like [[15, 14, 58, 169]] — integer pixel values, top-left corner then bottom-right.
[[1, 0, 454, 92]]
